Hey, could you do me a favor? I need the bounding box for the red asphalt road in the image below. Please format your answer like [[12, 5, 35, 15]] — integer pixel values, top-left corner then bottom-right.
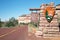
[[0, 25, 28, 40]]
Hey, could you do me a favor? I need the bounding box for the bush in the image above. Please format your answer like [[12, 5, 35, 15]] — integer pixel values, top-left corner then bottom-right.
[[28, 22, 38, 32], [5, 22, 15, 27], [29, 22, 38, 27], [20, 23, 28, 25], [5, 17, 18, 27]]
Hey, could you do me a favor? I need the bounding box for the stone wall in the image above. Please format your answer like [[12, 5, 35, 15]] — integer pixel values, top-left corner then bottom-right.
[[38, 3, 60, 38]]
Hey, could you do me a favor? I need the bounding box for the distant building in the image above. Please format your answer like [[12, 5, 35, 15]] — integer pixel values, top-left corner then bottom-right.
[[17, 14, 31, 24]]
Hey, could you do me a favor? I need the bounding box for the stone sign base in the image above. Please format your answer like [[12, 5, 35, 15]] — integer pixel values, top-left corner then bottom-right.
[[35, 12, 60, 38]]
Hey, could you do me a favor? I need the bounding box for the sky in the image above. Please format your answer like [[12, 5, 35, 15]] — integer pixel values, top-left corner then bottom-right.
[[0, 0, 60, 21]]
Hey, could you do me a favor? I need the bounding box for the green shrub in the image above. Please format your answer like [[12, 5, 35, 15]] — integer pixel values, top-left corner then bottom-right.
[[29, 22, 38, 28], [20, 23, 28, 25]]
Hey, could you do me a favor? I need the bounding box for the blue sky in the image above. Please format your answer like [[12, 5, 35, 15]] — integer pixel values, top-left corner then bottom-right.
[[0, 0, 60, 21]]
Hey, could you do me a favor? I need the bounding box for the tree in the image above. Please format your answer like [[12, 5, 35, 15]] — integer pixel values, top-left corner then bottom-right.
[[9, 17, 18, 25], [5, 17, 18, 27], [0, 18, 2, 27]]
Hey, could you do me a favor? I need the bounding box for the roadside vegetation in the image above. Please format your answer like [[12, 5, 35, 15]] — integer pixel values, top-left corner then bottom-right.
[[28, 22, 38, 33], [0, 17, 18, 28]]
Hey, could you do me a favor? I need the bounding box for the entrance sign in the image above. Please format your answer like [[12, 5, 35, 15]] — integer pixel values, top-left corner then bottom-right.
[[44, 6, 55, 23]]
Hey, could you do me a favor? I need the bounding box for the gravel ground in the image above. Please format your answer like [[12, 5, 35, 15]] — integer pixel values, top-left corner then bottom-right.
[[28, 32, 60, 40]]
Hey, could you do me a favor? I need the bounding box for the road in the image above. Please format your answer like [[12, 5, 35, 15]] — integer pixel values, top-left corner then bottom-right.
[[0, 25, 28, 40], [0, 25, 60, 40]]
